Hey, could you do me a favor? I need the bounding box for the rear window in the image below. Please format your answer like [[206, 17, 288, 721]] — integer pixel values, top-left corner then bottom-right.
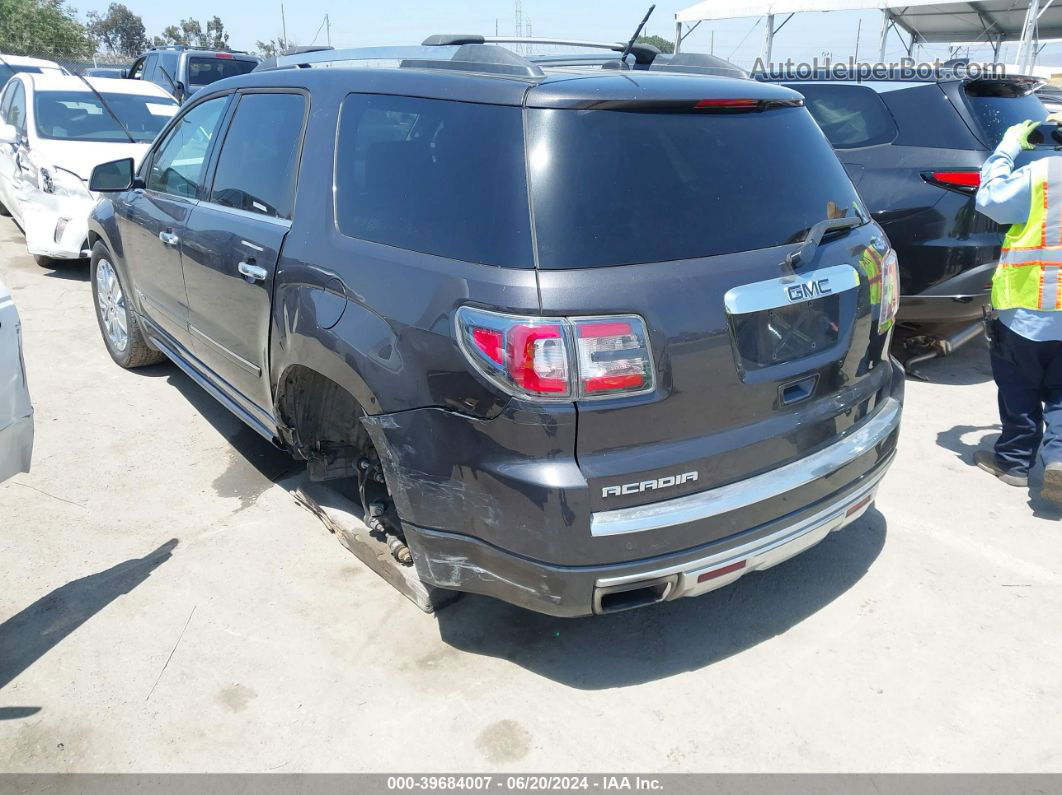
[[187, 57, 256, 88], [786, 84, 897, 148], [0, 65, 42, 86], [964, 82, 1047, 145], [527, 106, 864, 269], [334, 94, 533, 267]]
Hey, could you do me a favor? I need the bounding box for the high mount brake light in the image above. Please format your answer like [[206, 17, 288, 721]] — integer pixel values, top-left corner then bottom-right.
[[456, 307, 654, 400], [694, 99, 759, 110], [215, 52, 235, 59], [923, 170, 980, 192]]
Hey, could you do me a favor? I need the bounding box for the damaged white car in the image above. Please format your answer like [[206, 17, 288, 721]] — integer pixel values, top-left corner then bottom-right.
[[0, 278, 32, 483], [0, 74, 177, 266]]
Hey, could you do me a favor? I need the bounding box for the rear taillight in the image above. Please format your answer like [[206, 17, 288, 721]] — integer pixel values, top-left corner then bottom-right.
[[923, 170, 980, 193], [880, 249, 900, 333], [456, 307, 654, 400], [215, 52, 235, 59]]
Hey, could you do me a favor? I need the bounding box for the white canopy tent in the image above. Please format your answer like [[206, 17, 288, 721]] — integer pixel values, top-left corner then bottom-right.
[[674, 0, 1061, 71]]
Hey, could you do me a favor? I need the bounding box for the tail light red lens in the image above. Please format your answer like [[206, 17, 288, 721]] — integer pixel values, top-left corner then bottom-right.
[[923, 170, 980, 192], [456, 307, 654, 400], [508, 325, 568, 394]]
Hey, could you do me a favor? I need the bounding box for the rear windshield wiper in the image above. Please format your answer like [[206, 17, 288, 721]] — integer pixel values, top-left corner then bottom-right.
[[786, 215, 863, 269]]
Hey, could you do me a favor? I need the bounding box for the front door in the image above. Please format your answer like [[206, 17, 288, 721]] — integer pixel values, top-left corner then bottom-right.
[[181, 91, 307, 415], [117, 94, 230, 348]]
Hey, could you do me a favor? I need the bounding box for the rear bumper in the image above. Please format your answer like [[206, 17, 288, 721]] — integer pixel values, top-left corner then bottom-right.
[[0, 413, 34, 483], [898, 260, 995, 323], [404, 396, 901, 617]]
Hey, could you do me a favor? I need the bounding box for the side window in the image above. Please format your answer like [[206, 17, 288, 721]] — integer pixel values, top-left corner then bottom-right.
[[146, 96, 227, 199], [334, 93, 532, 267], [129, 57, 146, 80], [142, 53, 158, 83], [0, 83, 14, 125], [7, 82, 27, 137], [208, 93, 305, 219], [787, 84, 898, 149]]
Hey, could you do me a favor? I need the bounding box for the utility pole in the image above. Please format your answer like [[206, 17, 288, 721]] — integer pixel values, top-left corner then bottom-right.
[[854, 18, 861, 62], [281, 3, 288, 49], [710, 30, 714, 54], [326, 13, 330, 46], [496, 18, 499, 35], [515, 0, 523, 53]]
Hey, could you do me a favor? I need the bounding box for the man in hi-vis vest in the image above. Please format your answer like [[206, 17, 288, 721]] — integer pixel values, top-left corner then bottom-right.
[[975, 117, 1062, 503]]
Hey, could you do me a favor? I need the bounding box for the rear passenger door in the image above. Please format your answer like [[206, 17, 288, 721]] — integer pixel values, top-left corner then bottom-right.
[[181, 90, 307, 416]]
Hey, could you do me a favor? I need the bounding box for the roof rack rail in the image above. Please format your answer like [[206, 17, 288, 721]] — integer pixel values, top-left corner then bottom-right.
[[422, 35, 660, 66], [401, 44, 544, 78], [650, 53, 748, 79]]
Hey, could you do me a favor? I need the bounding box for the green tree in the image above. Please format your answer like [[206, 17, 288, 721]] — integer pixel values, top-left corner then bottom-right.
[[0, 0, 93, 58], [153, 17, 228, 50], [254, 37, 288, 58], [636, 35, 675, 54], [86, 3, 147, 57]]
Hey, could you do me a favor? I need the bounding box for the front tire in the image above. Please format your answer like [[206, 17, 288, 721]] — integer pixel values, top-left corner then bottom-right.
[[90, 242, 165, 368], [33, 254, 54, 268]]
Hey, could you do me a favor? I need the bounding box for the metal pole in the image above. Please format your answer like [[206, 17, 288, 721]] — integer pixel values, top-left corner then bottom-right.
[[1014, 0, 1037, 72], [281, 3, 288, 48], [711, 30, 714, 54], [879, 10, 890, 61], [854, 18, 861, 62], [326, 14, 330, 46], [762, 13, 775, 63], [674, 20, 682, 54]]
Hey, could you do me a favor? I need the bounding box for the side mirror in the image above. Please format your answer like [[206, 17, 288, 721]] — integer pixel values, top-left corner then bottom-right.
[[89, 158, 135, 192], [0, 123, 18, 145]]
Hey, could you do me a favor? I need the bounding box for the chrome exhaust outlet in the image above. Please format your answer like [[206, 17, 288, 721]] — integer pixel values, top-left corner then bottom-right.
[[593, 575, 678, 615]]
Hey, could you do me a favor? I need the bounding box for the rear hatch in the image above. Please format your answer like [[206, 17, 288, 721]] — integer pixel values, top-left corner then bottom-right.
[[959, 76, 1048, 150], [527, 75, 897, 558]]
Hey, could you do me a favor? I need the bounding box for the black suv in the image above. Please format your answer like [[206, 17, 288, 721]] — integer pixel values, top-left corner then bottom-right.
[[758, 69, 1048, 328], [85, 40, 903, 617]]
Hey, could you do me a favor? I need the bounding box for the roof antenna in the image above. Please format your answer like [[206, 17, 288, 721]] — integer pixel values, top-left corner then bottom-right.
[[618, 4, 656, 66]]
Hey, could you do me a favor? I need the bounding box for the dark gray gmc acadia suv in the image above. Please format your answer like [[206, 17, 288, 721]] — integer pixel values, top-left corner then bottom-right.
[[85, 39, 904, 617]]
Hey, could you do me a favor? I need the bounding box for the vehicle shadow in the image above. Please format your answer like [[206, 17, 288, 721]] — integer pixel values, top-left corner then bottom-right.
[[434, 509, 887, 689], [129, 363, 297, 501], [39, 259, 89, 282], [0, 538, 177, 716]]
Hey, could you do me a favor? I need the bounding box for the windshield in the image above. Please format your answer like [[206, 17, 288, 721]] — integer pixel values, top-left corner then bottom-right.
[[526, 106, 865, 268], [187, 57, 256, 88], [34, 91, 178, 143], [965, 83, 1047, 146]]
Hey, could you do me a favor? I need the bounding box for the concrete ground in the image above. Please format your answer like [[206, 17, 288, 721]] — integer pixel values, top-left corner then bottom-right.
[[1, 218, 1060, 774]]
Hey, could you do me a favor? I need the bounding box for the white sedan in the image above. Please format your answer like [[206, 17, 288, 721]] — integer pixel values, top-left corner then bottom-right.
[[0, 277, 32, 483], [0, 73, 177, 265]]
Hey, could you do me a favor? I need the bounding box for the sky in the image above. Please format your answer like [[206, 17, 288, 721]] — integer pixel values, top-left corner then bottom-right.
[[70, 0, 1062, 69]]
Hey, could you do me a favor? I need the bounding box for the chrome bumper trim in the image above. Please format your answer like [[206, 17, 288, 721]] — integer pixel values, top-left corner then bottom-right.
[[595, 462, 887, 594], [590, 396, 901, 537]]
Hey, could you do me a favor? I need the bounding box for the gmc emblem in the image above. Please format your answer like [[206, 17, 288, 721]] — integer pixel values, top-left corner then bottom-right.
[[787, 279, 833, 302], [602, 471, 698, 498]]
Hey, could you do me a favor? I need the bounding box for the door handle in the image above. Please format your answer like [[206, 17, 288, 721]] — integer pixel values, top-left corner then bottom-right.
[[238, 261, 267, 282], [159, 230, 179, 246]]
